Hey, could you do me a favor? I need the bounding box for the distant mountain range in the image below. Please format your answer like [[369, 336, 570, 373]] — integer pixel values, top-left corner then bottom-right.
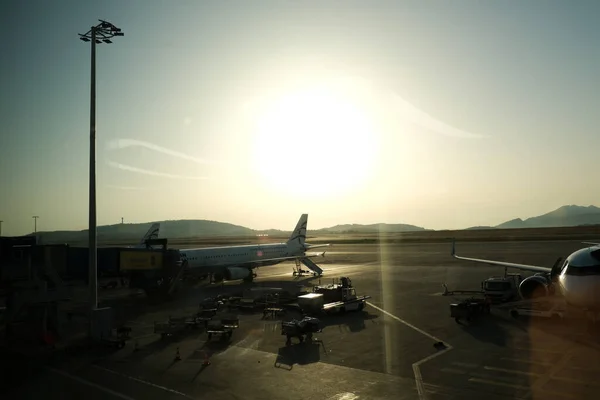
[[23, 205, 600, 244], [494, 205, 600, 229], [316, 223, 426, 234]]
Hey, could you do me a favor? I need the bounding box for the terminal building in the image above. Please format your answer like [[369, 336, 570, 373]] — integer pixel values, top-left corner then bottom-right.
[[0, 236, 181, 345]]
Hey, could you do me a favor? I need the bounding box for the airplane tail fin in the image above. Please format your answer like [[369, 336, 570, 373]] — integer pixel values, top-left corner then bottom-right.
[[287, 214, 308, 248], [139, 222, 160, 246]]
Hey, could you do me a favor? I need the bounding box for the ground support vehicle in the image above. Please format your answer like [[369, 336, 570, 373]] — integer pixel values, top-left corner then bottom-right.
[[98, 325, 132, 348], [154, 315, 196, 338], [206, 315, 239, 340], [450, 297, 491, 323], [298, 277, 370, 315], [443, 273, 522, 304], [196, 308, 218, 328], [199, 295, 226, 310], [281, 316, 322, 345], [262, 306, 285, 319]]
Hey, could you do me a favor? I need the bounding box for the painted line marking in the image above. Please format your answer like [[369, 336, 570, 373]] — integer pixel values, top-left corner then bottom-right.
[[500, 357, 552, 367], [92, 365, 196, 399], [440, 367, 467, 374], [451, 361, 478, 368], [484, 365, 541, 377], [449, 368, 530, 386], [566, 364, 600, 374], [511, 346, 564, 355], [366, 301, 452, 400], [523, 349, 573, 399], [552, 376, 600, 388], [48, 367, 136, 400], [367, 302, 444, 343], [327, 393, 359, 400], [468, 378, 529, 390], [532, 391, 576, 399]]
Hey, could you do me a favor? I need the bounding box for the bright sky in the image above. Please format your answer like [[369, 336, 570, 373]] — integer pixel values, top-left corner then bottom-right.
[[2, 1, 600, 236]]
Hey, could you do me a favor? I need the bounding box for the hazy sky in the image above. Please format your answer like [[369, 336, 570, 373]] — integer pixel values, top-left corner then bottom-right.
[[2, 1, 600, 236]]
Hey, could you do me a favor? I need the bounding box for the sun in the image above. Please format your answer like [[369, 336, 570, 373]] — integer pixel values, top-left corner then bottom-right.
[[251, 84, 378, 197]]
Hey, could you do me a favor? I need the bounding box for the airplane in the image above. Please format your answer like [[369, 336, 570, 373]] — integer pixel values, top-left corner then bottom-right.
[[127, 222, 160, 249], [178, 214, 329, 283], [451, 239, 600, 311]]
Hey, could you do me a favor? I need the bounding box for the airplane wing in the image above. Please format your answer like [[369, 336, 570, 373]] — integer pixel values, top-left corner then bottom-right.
[[305, 243, 330, 250], [582, 242, 600, 246], [451, 240, 551, 274]]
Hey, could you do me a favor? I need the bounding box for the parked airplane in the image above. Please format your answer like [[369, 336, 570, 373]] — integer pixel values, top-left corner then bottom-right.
[[128, 222, 160, 249], [452, 240, 600, 311], [178, 214, 328, 282]]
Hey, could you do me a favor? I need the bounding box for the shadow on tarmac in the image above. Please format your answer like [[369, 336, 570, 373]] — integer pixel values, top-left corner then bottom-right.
[[320, 311, 379, 333], [274, 340, 324, 370], [456, 315, 510, 347]]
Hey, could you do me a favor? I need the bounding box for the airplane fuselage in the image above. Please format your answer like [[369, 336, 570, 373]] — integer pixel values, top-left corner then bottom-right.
[[555, 247, 600, 310], [179, 242, 303, 274]]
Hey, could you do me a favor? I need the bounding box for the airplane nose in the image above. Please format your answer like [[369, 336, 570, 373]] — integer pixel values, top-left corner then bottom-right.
[[560, 275, 600, 308]]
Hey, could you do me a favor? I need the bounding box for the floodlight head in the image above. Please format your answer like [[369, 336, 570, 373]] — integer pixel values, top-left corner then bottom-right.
[[80, 37, 91, 42], [95, 40, 102, 44], [102, 39, 113, 44], [113, 32, 124, 37]]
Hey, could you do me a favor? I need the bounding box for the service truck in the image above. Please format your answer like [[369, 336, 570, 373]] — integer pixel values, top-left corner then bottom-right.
[[297, 277, 370, 315], [482, 273, 522, 303]]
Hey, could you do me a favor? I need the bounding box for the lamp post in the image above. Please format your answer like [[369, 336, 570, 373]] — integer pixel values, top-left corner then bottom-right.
[[32, 216, 39, 233], [78, 20, 124, 317]]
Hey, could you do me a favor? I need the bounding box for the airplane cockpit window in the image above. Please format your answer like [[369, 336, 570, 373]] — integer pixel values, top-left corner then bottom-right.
[[559, 260, 569, 273], [565, 265, 600, 276]]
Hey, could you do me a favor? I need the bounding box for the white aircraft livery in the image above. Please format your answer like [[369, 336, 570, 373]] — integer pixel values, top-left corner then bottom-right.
[[452, 240, 600, 311], [178, 214, 328, 282]]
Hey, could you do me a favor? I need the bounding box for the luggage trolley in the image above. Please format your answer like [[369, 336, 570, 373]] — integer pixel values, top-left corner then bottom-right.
[[206, 315, 239, 341]]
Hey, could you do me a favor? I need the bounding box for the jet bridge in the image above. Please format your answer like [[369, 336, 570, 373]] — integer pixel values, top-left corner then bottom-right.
[[121, 240, 185, 301]]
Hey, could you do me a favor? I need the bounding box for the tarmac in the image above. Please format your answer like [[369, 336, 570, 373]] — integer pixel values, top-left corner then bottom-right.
[[3, 240, 600, 400]]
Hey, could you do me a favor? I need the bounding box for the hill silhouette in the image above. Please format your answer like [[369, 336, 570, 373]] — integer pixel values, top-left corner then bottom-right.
[[34, 220, 254, 244], [495, 205, 600, 229], [32, 220, 426, 244], [316, 223, 426, 234], [23, 204, 600, 244]]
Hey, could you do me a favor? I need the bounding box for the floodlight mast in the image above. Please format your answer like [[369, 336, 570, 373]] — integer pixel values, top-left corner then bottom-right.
[[77, 20, 124, 327]]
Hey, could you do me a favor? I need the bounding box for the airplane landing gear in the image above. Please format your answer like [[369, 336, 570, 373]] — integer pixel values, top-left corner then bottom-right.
[[243, 269, 257, 283]]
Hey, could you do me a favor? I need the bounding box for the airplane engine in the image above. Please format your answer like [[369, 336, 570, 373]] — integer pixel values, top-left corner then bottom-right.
[[224, 267, 251, 281], [518, 275, 551, 299]]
